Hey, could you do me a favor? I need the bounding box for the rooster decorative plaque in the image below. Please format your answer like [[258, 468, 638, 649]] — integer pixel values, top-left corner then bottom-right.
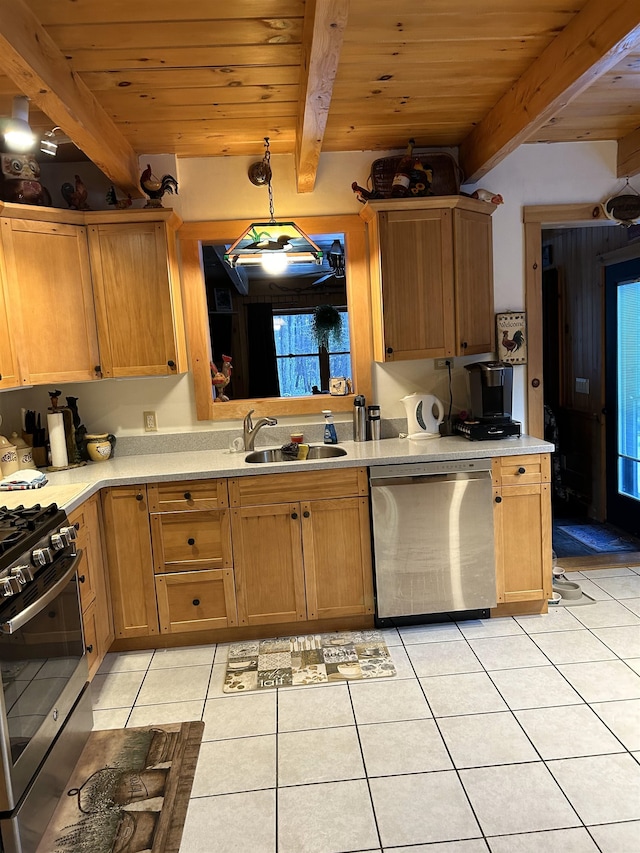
[[496, 312, 527, 365]]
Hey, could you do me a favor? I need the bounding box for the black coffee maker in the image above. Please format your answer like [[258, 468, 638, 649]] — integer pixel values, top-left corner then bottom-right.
[[456, 361, 521, 440]]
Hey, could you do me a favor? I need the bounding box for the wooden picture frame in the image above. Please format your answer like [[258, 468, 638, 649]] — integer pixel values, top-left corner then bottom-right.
[[496, 312, 527, 364]]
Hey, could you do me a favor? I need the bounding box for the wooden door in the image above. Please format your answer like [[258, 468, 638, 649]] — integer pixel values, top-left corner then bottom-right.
[[302, 497, 374, 620], [101, 486, 159, 638], [1, 218, 100, 384], [231, 503, 307, 626], [87, 221, 183, 377], [453, 207, 494, 355], [377, 208, 455, 360], [0, 239, 21, 388], [494, 482, 552, 605]]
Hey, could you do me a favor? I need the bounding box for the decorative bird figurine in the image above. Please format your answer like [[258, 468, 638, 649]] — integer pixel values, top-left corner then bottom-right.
[[140, 164, 178, 208], [244, 234, 293, 251], [211, 354, 233, 402], [106, 185, 132, 209], [471, 188, 504, 205], [61, 174, 90, 210]]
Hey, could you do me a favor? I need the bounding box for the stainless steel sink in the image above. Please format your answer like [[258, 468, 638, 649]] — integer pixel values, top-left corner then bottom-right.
[[245, 445, 347, 464]]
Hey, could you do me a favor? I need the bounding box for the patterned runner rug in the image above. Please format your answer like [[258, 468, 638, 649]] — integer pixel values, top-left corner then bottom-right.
[[557, 524, 638, 552], [223, 629, 396, 693], [37, 721, 203, 853]]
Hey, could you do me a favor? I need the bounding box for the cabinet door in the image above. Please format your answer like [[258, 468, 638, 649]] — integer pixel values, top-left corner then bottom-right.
[[102, 486, 159, 638], [377, 208, 455, 360], [231, 503, 307, 626], [156, 569, 237, 633], [494, 483, 552, 604], [0, 240, 21, 388], [1, 218, 100, 384], [453, 207, 494, 355], [88, 220, 185, 377], [302, 497, 374, 620]]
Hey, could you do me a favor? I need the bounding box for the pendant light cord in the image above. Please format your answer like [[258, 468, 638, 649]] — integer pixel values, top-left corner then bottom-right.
[[264, 137, 275, 223]]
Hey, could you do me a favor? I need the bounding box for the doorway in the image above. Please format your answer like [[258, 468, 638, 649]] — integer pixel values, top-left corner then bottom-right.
[[524, 206, 640, 559]]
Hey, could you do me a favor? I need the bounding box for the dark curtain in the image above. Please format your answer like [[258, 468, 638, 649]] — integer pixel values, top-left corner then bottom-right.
[[247, 303, 280, 398]]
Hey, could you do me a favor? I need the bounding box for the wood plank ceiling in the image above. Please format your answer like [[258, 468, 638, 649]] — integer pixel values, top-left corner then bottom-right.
[[0, 0, 639, 199]]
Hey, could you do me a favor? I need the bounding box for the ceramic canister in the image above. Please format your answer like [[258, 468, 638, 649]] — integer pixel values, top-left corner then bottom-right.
[[85, 434, 113, 462], [0, 435, 19, 477], [10, 432, 37, 470]]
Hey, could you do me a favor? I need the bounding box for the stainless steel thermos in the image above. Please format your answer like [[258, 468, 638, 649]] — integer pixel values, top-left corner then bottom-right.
[[353, 395, 367, 441], [368, 404, 381, 440]]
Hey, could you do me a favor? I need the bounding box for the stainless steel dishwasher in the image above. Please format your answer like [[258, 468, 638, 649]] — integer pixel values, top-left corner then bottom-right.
[[370, 459, 496, 622]]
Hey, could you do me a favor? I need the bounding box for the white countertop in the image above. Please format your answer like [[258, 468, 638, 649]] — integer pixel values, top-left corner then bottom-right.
[[0, 434, 553, 513]]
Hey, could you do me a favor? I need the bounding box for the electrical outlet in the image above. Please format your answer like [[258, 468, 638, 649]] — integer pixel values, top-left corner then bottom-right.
[[143, 411, 158, 432], [435, 358, 452, 370]]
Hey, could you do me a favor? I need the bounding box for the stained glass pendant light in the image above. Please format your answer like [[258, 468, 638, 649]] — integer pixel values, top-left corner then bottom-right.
[[224, 137, 323, 273]]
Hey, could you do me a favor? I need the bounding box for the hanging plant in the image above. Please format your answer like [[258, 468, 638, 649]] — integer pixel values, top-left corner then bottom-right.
[[311, 304, 342, 349]]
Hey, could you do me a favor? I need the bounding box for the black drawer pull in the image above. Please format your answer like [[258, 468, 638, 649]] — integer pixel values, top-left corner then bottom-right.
[[291, 512, 298, 520], [136, 493, 143, 502], [86, 644, 93, 653], [495, 496, 502, 503], [168, 360, 176, 369], [192, 598, 200, 607], [74, 522, 80, 530], [188, 537, 195, 546], [386, 347, 394, 354], [78, 575, 85, 583], [184, 492, 192, 501], [461, 341, 468, 349], [303, 511, 310, 518], [94, 364, 101, 374], [517, 466, 526, 474]]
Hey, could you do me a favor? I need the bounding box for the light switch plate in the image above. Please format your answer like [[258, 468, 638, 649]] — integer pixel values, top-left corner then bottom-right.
[[143, 410, 158, 432]]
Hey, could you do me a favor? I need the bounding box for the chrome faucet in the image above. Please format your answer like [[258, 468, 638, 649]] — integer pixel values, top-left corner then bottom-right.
[[243, 409, 278, 451]]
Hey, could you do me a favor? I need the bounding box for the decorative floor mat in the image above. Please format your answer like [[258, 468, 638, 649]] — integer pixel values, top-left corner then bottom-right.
[[557, 524, 638, 552], [223, 630, 396, 692], [37, 721, 203, 853]]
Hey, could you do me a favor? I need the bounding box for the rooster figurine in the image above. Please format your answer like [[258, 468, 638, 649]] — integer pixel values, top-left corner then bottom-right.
[[502, 329, 525, 354], [106, 185, 132, 209], [61, 174, 90, 210], [140, 164, 178, 208], [211, 354, 233, 402]]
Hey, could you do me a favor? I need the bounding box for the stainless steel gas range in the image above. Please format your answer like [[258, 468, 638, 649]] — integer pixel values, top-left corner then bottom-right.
[[0, 503, 92, 853]]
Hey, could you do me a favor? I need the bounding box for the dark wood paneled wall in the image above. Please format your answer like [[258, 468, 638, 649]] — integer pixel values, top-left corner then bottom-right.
[[542, 225, 630, 519]]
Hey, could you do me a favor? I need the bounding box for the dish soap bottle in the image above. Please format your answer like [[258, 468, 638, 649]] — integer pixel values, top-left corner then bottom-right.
[[322, 410, 338, 444]]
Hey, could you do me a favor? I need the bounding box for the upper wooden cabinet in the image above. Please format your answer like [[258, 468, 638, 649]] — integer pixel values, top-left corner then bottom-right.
[[0, 203, 186, 385], [360, 196, 496, 361], [0, 212, 100, 385], [87, 212, 187, 378]]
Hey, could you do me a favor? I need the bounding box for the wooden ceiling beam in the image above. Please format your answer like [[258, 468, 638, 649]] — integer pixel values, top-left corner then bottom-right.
[[0, 0, 143, 197], [617, 125, 640, 177], [459, 0, 640, 183], [294, 0, 349, 193]]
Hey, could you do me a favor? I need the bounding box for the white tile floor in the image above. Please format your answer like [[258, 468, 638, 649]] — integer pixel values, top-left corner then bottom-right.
[[91, 566, 640, 853]]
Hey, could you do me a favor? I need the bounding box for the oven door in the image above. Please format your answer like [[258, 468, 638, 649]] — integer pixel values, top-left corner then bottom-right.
[[0, 551, 88, 812]]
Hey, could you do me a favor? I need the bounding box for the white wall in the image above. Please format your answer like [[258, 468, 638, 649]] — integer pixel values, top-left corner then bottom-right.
[[0, 141, 622, 439]]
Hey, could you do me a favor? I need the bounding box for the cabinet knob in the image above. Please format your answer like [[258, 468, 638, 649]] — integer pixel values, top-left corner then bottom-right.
[[168, 360, 176, 369], [518, 467, 526, 474], [495, 496, 502, 503], [78, 575, 85, 583], [136, 493, 144, 502], [461, 341, 468, 349], [188, 537, 195, 546], [303, 511, 310, 518], [531, 378, 540, 388], [86, 644, 93, 654], [192, 599, 200, 607], [386, 347, 394, 354], [74, 522, 80, 531], [184, 492, 192, 501], [94, 364, 102, 374], [0, 374, 3, 381], [291, 512, 298, 520]]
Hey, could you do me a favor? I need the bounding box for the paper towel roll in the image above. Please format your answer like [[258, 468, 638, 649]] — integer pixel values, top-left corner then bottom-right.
[[47, 412, 68, 469]]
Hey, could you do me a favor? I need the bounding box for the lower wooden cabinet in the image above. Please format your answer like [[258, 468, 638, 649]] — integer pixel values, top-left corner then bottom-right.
[[69, 494, 114, 678], [230, 469, 374, 627], [102, 486, 159, 639], [493, 455, 553, 608], [156, 569, 237, 633]]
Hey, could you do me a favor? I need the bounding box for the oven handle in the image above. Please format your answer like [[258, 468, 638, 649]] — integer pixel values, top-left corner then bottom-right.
[[0, 551, 83, 635]]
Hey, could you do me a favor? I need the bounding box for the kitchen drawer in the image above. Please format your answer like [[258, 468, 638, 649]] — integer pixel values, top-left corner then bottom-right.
[[75, 543, 96, 612], [147, 479, 228, 512], [150, 509, 232, 573], [81, 600, 100, 679], [228, 467, 368, 506], [155, 569, 237, 633], [492, 454, 550, 486]]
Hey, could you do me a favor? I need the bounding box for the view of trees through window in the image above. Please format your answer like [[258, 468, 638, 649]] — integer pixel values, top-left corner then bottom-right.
[[273, 309, 351, 397]]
